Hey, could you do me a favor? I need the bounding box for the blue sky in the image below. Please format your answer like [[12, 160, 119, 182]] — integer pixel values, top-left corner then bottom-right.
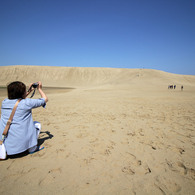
[[0, 0, 195, 75]]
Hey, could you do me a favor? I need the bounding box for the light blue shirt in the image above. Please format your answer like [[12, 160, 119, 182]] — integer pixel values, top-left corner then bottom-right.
[[0, 98, 46, 155]]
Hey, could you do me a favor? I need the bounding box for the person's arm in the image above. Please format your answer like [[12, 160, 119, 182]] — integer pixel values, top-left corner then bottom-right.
[[25, 83, 34, 97], [37, 81, 48, 103]]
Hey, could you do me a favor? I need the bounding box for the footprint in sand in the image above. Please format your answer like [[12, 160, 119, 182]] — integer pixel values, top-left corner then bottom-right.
[[122, 166, 135, 175], [39, 168, 62, 186], [103, 141, 115, 156], [166, 159, 195, 180], [122, 153, 151, 175], [56, 148, 65, 153], [104, 149, 111, 156], [154, 176, 182, 194], [177, 162, 195, 179], [83, 157, 95, 165]]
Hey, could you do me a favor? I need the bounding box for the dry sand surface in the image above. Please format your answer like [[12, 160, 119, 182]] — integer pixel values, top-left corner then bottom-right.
[[0, 65, 195, 195]]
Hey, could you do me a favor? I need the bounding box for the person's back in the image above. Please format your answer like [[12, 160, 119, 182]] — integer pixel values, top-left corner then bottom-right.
[[0, 81, 48, 156]]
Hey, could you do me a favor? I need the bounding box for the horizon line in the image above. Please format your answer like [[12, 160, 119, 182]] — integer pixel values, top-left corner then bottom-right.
[[0, 64, 194, 76]]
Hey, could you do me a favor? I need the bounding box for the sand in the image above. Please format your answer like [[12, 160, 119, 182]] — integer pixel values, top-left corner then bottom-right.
[[0, 65, 195, 195]]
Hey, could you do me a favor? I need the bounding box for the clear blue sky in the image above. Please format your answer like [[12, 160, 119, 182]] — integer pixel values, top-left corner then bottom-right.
[[0, 0, 195, 75]]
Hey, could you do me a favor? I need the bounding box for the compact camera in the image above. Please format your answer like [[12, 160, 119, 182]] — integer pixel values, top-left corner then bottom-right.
[[32, 82, 39, 88]]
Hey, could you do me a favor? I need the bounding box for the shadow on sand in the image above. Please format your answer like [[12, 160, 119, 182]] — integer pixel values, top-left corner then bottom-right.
[[38, 131, 54, 145], [7, 131, 53, 159]]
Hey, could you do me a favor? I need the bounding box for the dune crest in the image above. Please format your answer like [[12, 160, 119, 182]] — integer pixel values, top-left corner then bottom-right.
[[0, 65, 194, 88]]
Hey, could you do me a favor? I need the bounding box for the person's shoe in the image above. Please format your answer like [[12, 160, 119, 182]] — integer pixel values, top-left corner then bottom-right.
[[29, 146, 44, 154]]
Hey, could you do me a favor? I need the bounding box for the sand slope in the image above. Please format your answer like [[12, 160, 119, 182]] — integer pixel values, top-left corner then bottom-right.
[[0, 66, 195, 195], [0, 65, 195, 88]]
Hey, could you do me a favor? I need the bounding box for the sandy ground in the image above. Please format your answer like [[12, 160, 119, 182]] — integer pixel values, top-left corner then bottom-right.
[[0, 66, 195, 195]]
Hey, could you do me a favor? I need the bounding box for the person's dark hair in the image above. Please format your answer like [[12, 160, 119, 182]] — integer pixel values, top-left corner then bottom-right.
[[7, 81, 26, 99]]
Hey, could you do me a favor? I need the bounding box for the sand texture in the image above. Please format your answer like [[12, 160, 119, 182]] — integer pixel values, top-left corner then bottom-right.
[[0, 65, 195, 195]]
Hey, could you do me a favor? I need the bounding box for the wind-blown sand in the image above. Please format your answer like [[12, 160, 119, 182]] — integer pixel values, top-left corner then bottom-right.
[[0, 65, 195, 195]]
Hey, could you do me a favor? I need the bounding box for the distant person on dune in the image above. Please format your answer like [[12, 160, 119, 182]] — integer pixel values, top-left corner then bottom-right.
[[0, 81, 48, 159]]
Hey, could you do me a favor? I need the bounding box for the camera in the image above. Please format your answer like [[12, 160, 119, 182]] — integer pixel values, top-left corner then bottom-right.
[[32, 82, 39, 88]]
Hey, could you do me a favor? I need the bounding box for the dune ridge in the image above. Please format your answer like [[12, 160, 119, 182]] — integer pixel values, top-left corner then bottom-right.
[[0, 65, 194, 88]]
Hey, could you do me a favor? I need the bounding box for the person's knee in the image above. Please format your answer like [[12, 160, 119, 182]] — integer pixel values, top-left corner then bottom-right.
[[34, 121, 41, 130]]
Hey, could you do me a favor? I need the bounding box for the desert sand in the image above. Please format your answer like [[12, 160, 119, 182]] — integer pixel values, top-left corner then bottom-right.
[[0, 65, 195, 195]]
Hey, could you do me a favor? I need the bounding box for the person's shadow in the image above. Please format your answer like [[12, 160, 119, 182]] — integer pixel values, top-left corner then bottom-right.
[[38, 131, 54, 146]]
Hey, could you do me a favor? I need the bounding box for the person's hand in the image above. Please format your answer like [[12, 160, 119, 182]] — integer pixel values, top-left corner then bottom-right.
[[36, 81, 48, 102], [37, 81, 42, 90]]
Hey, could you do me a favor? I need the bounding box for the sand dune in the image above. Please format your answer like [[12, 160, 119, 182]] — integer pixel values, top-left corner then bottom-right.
[[0, 65, 195, 195], [0, 65, 195, 88]]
